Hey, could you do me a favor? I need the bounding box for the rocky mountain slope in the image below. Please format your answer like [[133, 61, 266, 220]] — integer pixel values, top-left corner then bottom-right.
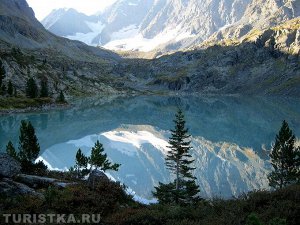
[[42, 8, 104, 38], [0, 0, 132, 98], [208, 0, 300, 43], [41, 0, 300, 55], [121, 17, 300, 96], [0, 0, 299, 98], [42, 0, 252, 52]]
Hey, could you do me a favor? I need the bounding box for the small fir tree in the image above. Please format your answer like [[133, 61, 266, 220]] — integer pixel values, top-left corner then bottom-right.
[[88, 140, 120, 189], [40, 79, 49, 97], [57, 91, 66, 103], [6, 141, 18, 160], [18, 120, 40, 171], [268, 120, 300, 189], [153, 109, 200, 204], [89, 140, 120, 172], [26, 77, 38, 98], [7, 80, 13, 96], [75, 148, 89, 178]]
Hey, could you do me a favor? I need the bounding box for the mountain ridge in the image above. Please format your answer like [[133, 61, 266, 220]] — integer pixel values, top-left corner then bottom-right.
[[41, 0, 300, 55], [0, 0, 132, 99], [42, 0, 253, 52], [0, 0, 299, 98]]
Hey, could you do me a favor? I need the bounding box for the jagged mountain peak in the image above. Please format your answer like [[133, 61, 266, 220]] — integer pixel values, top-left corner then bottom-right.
[[42, 8, 103, 37], [42, 0, 253, 52]]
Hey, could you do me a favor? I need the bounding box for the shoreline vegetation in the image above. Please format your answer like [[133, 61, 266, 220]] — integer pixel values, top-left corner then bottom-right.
[[0, 97, 70, 114]]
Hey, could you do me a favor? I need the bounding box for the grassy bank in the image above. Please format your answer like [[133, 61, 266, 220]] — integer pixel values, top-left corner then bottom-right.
[[0, 97, 70, 114], [0, 97, 53, 110]]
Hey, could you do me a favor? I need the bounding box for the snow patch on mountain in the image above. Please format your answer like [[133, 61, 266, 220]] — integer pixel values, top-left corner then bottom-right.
[[102, 130, 169, 155], [40, 125, 270, 199], [65, 21, 105, 46], [104, 25, 195, 51], [42, 8, 69, 29]]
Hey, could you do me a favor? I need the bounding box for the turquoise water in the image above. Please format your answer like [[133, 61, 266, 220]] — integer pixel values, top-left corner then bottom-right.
[[1, 96, 299, 198]]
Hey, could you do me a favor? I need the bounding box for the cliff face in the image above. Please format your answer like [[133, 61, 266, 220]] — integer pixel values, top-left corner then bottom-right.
[[121, 18, 300, 96], [42, 0, 299, 54], [207, 0, 300, 42], [42, 0, 252, 52]]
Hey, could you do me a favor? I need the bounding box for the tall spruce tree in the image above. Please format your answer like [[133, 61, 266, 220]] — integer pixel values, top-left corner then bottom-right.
[[18, 120, 40, 170], [7, 80, 13, 96], [268, 120, 300, 189], [153, 109, 200, 204], [26, 77, 38, 98], [40, 79, 49, 97]]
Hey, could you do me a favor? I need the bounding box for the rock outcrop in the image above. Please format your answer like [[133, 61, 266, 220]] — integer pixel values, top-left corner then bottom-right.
[[0, 0, 129, 98], [16, 174, 75, 189], [207, 0, 300, 43], [88, 170, 109, 188], [0, 153, 21, 178], [0, 178, 43, 198], [0, 153, 73, 198]]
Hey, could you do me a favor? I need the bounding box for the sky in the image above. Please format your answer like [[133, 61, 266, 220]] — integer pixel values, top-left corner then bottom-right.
[[27, 0, 117, 21]]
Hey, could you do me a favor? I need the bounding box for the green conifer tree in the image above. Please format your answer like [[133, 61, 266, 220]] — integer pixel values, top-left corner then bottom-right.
[[268, 120, 300, 189], [18, 120, 40, 171], [40, 79, 49, 97], [7, 80, 13, 96], [6, 141, 18, 160], [26, 77, 38, 98], [89, 140, 120, 172], [57, 91, 66, 103], [153, 109, 200, 204], [75, 148, 89, 178]]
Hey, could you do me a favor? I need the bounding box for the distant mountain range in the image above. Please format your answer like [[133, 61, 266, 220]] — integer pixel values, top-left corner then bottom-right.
[[42, 0, 300, 53], [0, 0, 127, 98], [0, 0, 299, 97]]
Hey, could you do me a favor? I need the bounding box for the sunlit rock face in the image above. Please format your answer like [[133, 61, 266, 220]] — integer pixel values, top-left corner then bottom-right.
[[39, 125, 269, 199], [42, 0, 252, 52]]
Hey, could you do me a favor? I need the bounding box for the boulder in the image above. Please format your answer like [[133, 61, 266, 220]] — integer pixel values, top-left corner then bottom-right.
[[87, 170, 109, 188], [0, 153, 21, 178], [0, 178, 43, 198]]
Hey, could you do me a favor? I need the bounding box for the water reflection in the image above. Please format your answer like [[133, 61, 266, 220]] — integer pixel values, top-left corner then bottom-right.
[[1, 95, 299, 155], [1, 95, 299, 198]]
